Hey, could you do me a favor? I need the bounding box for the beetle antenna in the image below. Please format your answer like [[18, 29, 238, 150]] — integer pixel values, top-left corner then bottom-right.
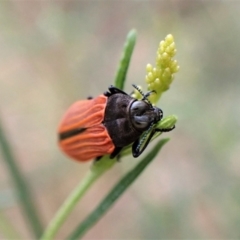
[[132, 84, 145, 97], [132, 84, 154, 106]]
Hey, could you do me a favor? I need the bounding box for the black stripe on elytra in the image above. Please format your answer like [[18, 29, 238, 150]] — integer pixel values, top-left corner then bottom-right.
[[59, 128, 87, 141]]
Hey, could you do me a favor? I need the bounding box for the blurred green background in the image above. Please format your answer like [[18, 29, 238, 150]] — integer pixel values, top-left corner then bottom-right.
[[1, 1, 240, 239]]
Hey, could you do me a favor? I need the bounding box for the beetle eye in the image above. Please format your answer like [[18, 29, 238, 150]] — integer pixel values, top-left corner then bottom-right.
[[130, 101, 148, 115], [130, 101, 152, 130], [133, 118, 149, 129]]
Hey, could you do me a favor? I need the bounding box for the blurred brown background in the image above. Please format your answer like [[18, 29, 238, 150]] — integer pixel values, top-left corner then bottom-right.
[[1, 1, 240, 239]]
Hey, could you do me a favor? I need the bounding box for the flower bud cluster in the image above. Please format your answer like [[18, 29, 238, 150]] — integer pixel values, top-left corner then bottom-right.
[[145, 34, 179, 104]]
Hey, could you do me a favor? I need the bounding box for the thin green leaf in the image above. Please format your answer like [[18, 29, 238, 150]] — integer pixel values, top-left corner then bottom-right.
[[0, 116, 43, 238], [68, 138, 169, 240], [114, 29, 137, 90]]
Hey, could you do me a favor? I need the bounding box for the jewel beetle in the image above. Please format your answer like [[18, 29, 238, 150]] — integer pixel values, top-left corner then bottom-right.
[[58, 84, 174, 162]]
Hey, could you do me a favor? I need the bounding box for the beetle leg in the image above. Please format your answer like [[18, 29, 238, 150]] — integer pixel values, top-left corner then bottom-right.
[[94, 156, 103, 162], [93, 147, 122, 163], [110, 147, 123, 159], [109, 86, 128, 95], [104, 86, 128, 97], [132, 125, 175, 157], [132, 129, 156, 158], [87, 96, 93, 100]]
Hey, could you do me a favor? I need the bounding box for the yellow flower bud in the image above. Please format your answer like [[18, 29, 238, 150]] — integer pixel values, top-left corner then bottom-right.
[[144, 34, 179, 104], [146, 63, 153, 72], [165, 34, 174, 43]]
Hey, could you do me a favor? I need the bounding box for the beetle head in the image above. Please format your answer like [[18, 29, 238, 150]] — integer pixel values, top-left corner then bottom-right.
[[130, 100, 163, 131]]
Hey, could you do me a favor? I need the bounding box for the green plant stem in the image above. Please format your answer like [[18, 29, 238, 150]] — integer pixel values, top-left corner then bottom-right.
[[68, 138, 169, 239], [114, 29, 137, 90], [41, 156, 116, 240], [0, 117, 43, 238]]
